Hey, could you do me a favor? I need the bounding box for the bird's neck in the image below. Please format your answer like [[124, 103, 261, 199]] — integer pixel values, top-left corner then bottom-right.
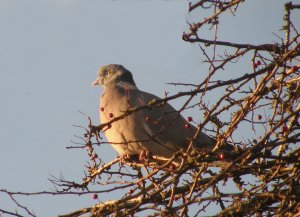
[[105, 81, 138, 90]]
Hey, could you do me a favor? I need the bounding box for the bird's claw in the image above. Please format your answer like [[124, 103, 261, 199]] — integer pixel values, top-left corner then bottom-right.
[[139, 150, 151, 162], [119, 150, 152, 164]]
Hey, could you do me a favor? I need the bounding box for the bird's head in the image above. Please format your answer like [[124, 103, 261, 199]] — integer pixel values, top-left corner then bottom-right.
[[92, 64, 136, 87]]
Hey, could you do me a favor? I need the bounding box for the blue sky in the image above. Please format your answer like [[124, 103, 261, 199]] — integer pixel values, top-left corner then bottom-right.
[[0, 0, 298, 216]]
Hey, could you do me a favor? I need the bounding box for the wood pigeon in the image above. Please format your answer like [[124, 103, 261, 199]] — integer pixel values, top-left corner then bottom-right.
[[92, 64, 234, 161]]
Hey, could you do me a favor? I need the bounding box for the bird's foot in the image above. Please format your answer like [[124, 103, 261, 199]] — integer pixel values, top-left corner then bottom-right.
[[139, 150, 151, 162], [119, 150, 152, 164], [121, 154, 139, 163]]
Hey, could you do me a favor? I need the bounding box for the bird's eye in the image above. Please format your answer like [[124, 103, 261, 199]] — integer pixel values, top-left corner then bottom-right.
[[101, 70, 107, 77], [102, 69, 110, 76]]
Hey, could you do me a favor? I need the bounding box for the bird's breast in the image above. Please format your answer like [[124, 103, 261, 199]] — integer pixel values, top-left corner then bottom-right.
[[99, 90, 146, 155]]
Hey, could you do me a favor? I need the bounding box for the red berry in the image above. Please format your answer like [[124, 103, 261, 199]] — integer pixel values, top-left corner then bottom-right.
[[257, 114, 262, 120], [253, 63, 258, 68], [91, 153, 98, 159], [100, 107, 104, 112], [256, 60, 261, 65], [108, 113, 114, 118], [145, 116, 151, 121], [292, 66, 298, 71], [187, 117, 193, 122], [281, 125, 288, 133], [92, 194, 98, 199], [184, 124, 191, 129], [218, 154, 224, 160]]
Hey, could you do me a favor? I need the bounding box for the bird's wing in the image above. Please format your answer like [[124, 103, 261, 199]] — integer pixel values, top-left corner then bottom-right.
[[128, 89, 217, 153]]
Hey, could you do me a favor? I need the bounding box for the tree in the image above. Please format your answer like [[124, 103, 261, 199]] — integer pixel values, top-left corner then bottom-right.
[[2, 1, 300, 216]]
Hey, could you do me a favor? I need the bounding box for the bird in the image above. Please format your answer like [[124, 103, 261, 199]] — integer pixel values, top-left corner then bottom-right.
[[92, 64, 235, 163]]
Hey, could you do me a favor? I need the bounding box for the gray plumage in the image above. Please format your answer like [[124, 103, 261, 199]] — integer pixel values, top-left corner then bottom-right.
[[92, 64, 233, 160]]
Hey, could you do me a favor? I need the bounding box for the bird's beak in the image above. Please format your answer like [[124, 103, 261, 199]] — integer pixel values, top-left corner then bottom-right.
[[92, 77, 101, 87]]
